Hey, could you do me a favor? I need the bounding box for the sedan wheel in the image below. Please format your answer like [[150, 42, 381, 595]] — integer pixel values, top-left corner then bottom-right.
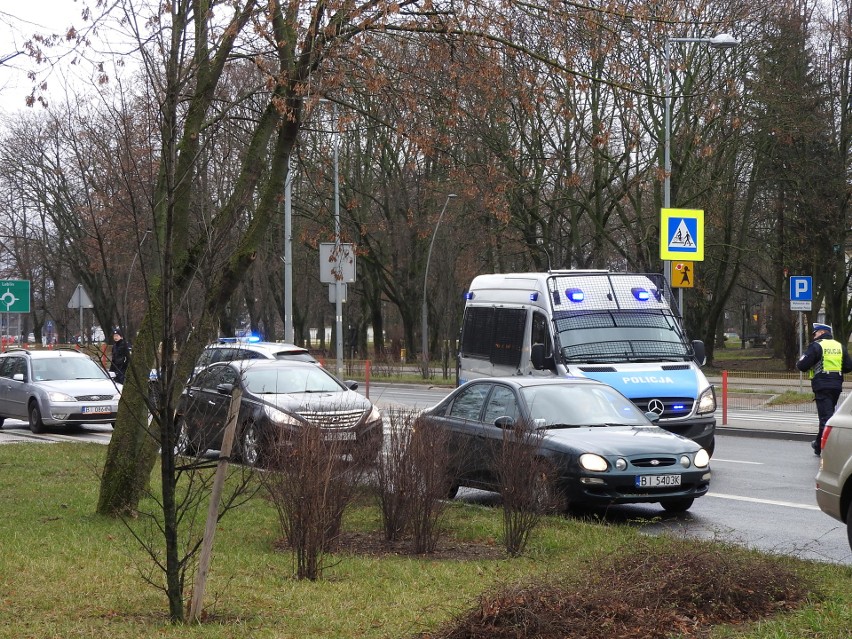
[[846, 500, 852, 553], [239, 422, 265, 467], [28, 402, 46, 434], [660, 497, 694, 514], [174, 417, 197, 457]]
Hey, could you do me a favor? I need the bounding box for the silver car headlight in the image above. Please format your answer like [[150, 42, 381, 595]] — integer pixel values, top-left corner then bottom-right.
[[696, 386, 716, 414], [262, 405, 301, 426], [365, 405, 382, 425], [693, 448, 710, 469], [47, 391, 76, 402], [579, 453, 608, 472]]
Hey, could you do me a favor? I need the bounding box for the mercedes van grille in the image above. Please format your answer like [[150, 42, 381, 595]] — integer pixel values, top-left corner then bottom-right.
[[632, 397, 694, 419]]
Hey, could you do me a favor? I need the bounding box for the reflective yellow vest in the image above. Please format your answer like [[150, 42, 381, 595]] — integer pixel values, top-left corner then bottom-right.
[[810, 338, 844, 377]]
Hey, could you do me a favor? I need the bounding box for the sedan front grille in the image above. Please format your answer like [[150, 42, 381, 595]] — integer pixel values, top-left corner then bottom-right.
[[76, 394, 114, 402], [631, 456, 678, 468], [299, 408, 365, 429]]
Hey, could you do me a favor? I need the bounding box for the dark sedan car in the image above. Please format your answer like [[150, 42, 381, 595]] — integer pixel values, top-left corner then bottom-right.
[[422, 377, 711, 513], [175, 360, 383, 466]]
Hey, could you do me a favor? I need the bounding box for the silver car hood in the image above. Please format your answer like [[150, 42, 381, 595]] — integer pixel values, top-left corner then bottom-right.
[[37, 378, 120, 397]]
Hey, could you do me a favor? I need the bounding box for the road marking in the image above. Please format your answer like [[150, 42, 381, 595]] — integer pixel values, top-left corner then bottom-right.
[[710, 458, 763, 465], [708, 492, 820, 511]]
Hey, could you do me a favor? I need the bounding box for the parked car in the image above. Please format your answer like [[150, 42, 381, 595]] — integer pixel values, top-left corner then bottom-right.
[[175, 359, 382, 466], [421, 377, 712, 513], [815, 393, 852, 552], [0, 348, 121, 433]]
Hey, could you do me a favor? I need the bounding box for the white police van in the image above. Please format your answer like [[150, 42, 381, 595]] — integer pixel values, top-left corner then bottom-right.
[[457, 271, 716, 453]]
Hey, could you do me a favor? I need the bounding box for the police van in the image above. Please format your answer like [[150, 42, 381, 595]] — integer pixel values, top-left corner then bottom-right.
[[457, 270, 716, 453]]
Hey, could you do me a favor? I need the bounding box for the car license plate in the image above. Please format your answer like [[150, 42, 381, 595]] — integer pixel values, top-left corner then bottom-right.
[[635, 474, 681, 488], [324, 431, 356, 441], [82, 406, 110, 414]]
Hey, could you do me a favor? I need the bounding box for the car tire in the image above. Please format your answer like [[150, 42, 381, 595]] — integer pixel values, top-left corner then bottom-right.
[[28, 402, 46, 434], [239, 421, 265, 467], [661, 497, 694, 514], [0, 416, 4, 428], [446, 483, 460, 499], [846, 499, 852, 553], [174, 417, 197, 457]]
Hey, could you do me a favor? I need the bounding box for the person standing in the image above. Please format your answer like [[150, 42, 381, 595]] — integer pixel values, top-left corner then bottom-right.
[[110, 327, 131, 384], [796, 323, 852, 455]]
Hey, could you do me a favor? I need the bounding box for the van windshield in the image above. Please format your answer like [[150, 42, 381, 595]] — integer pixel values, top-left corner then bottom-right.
[[553, 310, 691, 363]]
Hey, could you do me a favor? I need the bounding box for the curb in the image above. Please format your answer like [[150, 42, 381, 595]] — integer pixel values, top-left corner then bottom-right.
[[716, 426, 813, 442]]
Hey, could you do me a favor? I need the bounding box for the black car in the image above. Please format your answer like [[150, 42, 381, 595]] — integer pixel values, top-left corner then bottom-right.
[[422, 377, 711, 513], [175, 360, 383, 466]]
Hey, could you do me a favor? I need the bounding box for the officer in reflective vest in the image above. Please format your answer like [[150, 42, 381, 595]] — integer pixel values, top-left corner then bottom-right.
[[796, 323, 852, 455]]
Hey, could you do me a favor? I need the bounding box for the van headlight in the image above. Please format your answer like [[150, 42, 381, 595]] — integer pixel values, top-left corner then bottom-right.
[[696, 386, 716, 414]]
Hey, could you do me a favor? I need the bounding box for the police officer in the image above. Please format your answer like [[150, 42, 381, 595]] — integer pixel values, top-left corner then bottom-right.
[[109, 327, 131, 384], [796, 323, 852, 455]]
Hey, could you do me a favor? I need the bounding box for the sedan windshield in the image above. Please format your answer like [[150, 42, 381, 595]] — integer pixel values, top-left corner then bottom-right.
[[243, 367, 344, 395], [520, 384, 650, 428], [32, 357, 109, 381]]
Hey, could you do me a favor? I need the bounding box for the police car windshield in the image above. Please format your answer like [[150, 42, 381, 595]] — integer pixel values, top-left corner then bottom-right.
[[554, 310, 691, 363]]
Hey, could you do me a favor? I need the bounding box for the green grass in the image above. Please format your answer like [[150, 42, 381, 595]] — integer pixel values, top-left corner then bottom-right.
[[1, 444, 851, 638]]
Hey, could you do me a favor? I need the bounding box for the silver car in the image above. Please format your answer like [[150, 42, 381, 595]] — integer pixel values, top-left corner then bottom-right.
[[815, 392, 852, 552], [0, 348, 121, 433]]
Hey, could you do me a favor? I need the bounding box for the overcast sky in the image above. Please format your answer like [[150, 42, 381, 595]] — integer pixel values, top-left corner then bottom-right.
[[0, 2, 114, 113]]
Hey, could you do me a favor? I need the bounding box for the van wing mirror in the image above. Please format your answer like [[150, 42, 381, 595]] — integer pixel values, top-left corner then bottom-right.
[[531, 343, 554, 371], [691, 340, 706, 366]]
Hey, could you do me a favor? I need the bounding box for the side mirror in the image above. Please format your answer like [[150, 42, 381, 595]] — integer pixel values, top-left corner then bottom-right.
[[494, 415, 516, 429], [216, 383, 235, 395], [644, 411, 661, 423], [345, 380, 359, 390], [531, 343, 555, 371], [691, 340, 706, 366], [13, 373, 25, 382]]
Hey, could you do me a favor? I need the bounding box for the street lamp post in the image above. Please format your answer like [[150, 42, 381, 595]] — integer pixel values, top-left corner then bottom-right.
[[421, 193, 457, 378], [663, 33, 738, 300], [123, 229, 152, 333]]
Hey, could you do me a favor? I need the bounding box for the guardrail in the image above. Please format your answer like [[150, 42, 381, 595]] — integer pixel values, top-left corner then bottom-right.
[[712, 370, 833, 422]]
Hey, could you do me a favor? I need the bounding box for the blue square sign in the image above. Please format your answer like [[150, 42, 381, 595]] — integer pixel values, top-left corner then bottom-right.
[[790, 276, 812, 301]]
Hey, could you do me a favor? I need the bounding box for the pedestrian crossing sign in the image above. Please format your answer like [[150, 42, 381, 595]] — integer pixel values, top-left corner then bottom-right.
[[660, 208, 704, 261], [671, 261, 694, 288]]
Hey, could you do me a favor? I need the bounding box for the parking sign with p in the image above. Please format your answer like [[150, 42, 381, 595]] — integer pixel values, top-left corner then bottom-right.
[[790, 276, 812, 311]]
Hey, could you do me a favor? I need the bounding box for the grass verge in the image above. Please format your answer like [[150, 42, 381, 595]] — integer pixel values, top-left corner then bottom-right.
[[1, 443, 850, 639]]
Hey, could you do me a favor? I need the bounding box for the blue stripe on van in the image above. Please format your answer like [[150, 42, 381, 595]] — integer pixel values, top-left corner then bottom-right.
[[575, 368, 700, 398]]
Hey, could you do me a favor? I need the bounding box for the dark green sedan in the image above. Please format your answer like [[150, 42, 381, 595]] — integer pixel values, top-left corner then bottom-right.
[[422, 377, 711, 513]]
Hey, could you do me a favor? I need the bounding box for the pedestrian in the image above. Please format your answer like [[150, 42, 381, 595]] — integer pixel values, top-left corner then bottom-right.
[[796, 322, 852, 455], [110, 327, 131, 384]]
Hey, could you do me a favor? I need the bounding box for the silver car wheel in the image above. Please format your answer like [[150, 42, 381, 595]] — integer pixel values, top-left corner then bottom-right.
[[28, 402, 46, 434], [240, 422, 262, 466]]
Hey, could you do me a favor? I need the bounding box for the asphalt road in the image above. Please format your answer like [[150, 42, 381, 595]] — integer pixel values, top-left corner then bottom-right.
[[1, 382, 848, 565]]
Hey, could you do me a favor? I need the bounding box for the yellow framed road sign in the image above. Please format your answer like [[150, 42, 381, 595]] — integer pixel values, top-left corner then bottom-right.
[[660, 208, 704, 261], [671, 261, 694, 288]]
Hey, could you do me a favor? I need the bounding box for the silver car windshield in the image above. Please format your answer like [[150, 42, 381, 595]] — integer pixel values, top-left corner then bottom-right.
[[243, 367, 343, 394], [519, 384, 649, 427], [32, 357, 108, 381]]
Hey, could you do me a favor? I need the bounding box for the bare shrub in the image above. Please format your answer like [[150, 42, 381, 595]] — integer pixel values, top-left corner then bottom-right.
[[374, 408, 417, 541], [493, 419, 557, 556], [407, 415, 458, 554], [416, 538, 809, 639], [262, 424, 366, 580]]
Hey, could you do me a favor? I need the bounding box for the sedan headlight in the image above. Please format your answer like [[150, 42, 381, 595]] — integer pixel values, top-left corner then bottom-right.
[[696, 386, 716, 414], [579, 453, 608, 472], [262, 405, 301, 426], [365, 405, 382, 425], [47, 391, 76, 402], [693, 448, 710, 468]]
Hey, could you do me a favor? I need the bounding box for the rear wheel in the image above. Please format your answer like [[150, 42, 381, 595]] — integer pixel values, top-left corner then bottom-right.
[[660, 497, 694, 514], [239, 421, 266, 467], [174, 417, 197, 457], [846, 499, 852, 553], [28, 402, 46, 434]]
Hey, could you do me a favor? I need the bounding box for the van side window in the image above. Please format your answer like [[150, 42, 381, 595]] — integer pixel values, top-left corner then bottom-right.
[[461, 307, 525, 367], [531, 312, 552, 357]]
